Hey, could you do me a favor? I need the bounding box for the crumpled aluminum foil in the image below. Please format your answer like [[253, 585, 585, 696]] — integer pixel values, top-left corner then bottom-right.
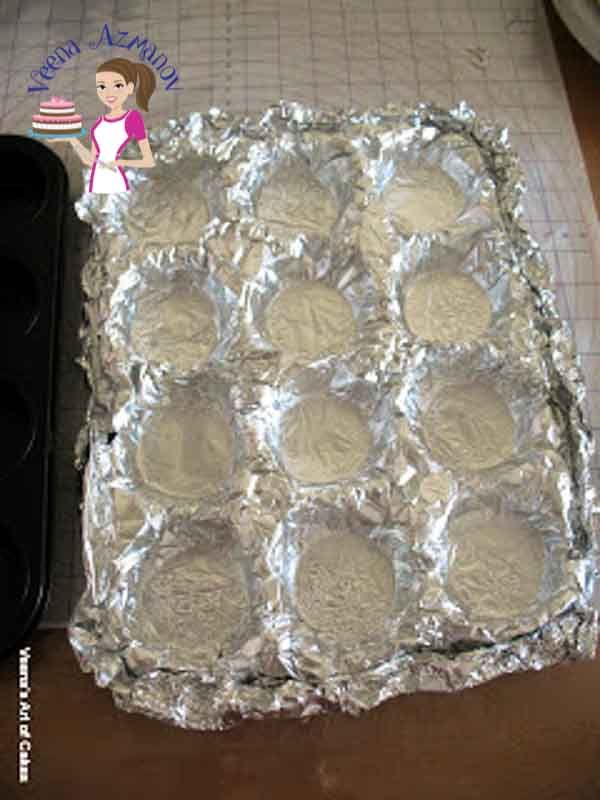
[[69, 101, 598, 731]]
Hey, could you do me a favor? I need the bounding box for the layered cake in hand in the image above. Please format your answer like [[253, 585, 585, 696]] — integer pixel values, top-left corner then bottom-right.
[[31, 96, 82, 135]]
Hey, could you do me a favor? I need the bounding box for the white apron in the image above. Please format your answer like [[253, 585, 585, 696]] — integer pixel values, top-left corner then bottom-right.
[[89, 111, 131, 193]]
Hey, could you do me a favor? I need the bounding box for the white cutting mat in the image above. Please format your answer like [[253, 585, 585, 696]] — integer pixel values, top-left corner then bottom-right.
[[1, 0, 596, 626]]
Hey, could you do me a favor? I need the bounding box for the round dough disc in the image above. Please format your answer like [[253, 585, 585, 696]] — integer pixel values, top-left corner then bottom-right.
[[423, 383, 514, 471], [258, 165, 338, 237], [137, 403, 234, 498], [265, 282, 356, 363], [294, 532, 395, 644], [144, 550, 249, 652], [403, 272, 492, 343], [281, 395, 372, 483], [447, 514, 545, 621], [130, 287, 218, 370], [384, 164, 464, 234], [127, 175, 210, 245]]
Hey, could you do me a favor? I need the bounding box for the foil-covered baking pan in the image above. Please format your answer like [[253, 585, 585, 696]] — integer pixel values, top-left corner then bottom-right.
[[69, 102, 598, 730]]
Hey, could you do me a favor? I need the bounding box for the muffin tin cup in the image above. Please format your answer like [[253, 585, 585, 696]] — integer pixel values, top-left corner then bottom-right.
[[0, 376, 38, 479], [0, 524, 32, 644], [0, 136, 52, 231], [0, 261, 42, 338]]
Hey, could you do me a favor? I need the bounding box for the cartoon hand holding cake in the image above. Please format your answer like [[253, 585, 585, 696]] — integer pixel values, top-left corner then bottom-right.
[[32, 57, 156, 193]]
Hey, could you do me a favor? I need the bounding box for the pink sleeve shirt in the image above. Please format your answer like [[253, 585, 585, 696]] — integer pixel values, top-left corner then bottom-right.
[[125, 109, 147, 140]]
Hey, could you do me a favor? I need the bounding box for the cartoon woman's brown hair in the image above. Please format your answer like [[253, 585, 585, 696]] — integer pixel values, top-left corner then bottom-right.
[[96, 57, 156, 111], [66, 57, 156, 193]]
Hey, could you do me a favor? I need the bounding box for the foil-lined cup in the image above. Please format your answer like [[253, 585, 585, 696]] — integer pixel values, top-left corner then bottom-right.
[[109, 517, 258, 673], [422, 481, 585, 644], [259, 363, 399, 496], [105, 246, 239, 381], [241, 244, 394, 381], [228, 124, 363, 255], [112, 373, 246, 515], [396, 346, 558, 478], [111, 155, 223, 249], [267, 501, 419, 679], [392, 234, 542, 356]]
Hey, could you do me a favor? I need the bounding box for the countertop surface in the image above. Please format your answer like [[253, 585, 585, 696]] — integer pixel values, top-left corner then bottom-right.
[[1, 3, 599, 799]]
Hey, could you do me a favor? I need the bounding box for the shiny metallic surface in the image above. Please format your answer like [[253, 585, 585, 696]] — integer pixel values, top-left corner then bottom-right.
[[69, 102, 598, 730]]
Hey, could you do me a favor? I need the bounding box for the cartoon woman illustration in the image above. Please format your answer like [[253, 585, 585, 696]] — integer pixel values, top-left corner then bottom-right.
[[66, 57, 156, 193]]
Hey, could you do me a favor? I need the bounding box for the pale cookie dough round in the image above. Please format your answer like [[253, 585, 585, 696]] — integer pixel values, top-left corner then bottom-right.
[[447, 514, 545, 621], [281, 395, 372, 484], [384, 165, 465, 234], [403, 272, 492, 343], [258, 166, 338, 237], [423, 383, 514, 471], [143, 550, 249, 653], [137, 403, 234, 499], [265, 282, 356, 363], [130, 287, 218, 370], [294, 532, 395, 644]]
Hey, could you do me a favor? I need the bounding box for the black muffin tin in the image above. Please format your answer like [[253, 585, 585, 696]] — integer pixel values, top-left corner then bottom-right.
[[0, 135, 68, 657]]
